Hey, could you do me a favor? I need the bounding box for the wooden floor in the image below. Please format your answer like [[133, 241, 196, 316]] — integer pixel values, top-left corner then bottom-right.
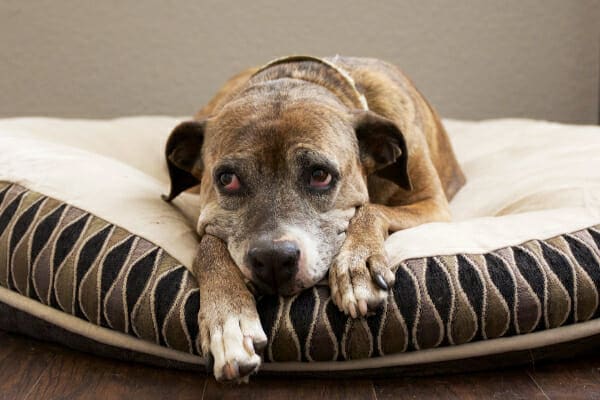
[[1, 331, 600, 399]]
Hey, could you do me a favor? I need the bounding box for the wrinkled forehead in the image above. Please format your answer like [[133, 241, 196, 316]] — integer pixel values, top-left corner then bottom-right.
[[203, 95, 357, 166]]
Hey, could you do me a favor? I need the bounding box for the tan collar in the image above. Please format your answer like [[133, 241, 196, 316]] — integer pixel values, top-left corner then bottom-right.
[[252, 55, 369, 111]]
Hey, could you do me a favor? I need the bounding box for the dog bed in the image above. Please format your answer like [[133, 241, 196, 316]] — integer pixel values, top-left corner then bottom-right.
[[1, 116, 599, 375]]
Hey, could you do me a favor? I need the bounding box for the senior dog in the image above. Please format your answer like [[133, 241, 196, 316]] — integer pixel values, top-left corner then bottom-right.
[[163, 55, 465, 381]]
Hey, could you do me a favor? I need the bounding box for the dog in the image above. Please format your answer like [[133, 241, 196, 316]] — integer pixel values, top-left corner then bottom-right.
[[163, 55, 465, 382]]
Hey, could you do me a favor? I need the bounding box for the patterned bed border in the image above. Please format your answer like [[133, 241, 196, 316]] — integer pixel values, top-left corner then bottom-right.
[[2, 181, 600, 367]]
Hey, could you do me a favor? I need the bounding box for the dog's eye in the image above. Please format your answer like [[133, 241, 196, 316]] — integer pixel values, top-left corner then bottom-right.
[[218, 172, 241, 192], [309, 169, 332, 190]]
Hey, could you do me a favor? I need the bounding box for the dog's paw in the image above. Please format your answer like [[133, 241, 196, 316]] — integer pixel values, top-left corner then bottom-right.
[[199, 310, 267, 383], [329, 244, 395, 318]]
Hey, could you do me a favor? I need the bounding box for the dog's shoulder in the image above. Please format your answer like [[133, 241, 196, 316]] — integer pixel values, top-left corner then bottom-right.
[[329, 56, 466, 202]]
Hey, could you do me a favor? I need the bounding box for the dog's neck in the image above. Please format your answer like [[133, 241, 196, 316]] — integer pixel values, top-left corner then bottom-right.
[[250, 55, 369, 112]]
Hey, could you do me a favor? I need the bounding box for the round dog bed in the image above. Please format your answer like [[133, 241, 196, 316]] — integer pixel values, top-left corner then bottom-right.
[[1, 116, 599, 375]]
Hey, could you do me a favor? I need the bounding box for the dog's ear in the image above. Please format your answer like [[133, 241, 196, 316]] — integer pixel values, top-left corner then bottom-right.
[[353, 111, 412, 190], [163, 120, 206, 202]]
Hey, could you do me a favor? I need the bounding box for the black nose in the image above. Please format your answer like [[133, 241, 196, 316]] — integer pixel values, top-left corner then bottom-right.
[[247, 240, 300, 291]]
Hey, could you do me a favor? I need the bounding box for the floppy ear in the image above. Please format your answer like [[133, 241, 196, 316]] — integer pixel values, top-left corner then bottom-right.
[[162, 120, 206, 202], [353, 111, 412, 191]]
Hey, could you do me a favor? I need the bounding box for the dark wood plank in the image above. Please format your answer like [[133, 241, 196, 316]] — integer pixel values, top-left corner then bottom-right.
[[373, 368, 549, 400], [5, 330, 600, 400], [527, 357, 600, 400], [0, 332, 206, 400], [0, 330, 12, 362], [22, 348, 207, 400], [202, 376, 376, 400], [0, 332, 58, 399]]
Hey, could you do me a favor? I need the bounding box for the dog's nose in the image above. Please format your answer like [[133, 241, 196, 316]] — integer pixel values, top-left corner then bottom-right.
[[247, 240, 300, 291]]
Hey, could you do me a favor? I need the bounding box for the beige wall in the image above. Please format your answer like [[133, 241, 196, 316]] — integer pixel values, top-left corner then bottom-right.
[[1, 1, 599, 123]]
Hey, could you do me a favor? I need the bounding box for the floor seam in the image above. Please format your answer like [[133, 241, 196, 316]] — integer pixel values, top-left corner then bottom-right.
[[199, 377, 209, 400], [22, 366, 47, 400], [370, 380, 378, 400], [526, 370, 551, 400]]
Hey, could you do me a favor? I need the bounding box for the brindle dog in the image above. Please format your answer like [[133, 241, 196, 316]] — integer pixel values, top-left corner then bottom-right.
[[164, 56, 465, 382]]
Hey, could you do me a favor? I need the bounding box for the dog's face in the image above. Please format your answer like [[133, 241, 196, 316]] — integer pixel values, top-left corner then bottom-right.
[[165, 81, 410, 295]]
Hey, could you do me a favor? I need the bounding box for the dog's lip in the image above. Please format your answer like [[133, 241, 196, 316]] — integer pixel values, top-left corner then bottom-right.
[[249, 277, 303, 297], [248, 275, 276, 295]]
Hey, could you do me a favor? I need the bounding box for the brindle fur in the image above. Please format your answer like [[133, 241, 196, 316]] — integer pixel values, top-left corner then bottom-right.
[[165, 56, 465, 382]]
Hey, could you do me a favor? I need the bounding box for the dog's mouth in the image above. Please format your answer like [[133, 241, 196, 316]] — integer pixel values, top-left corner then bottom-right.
[[246, 275, 304, 297]]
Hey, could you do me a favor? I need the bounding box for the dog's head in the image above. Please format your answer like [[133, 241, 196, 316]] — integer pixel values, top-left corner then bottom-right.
[[165, 80, 410, 295]]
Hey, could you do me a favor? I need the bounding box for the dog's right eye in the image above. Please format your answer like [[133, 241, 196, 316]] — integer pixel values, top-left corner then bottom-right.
[[309, 169, 332, 189], [218, 172, 241, 192]]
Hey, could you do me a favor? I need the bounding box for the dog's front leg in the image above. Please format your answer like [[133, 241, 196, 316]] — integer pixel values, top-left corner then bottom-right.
[[329, 204, 394, 318], [330, 197, 450, 318], [195, 234, 267, 383]]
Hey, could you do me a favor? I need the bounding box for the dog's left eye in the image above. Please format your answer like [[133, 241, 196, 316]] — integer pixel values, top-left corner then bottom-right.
[[309, 168, 332, 190], [218, 172, 241, 192]]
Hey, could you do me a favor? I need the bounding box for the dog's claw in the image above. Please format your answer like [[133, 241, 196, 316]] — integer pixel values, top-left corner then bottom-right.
[[243, 336, 255, 355], [374, 273, 388, 290], [348, 301, 358, 318], [223, 361, 239, 381], [238, 361, 259, 377], [358, 299, 368, 316], [254, 338, 268, 354], [219, 359, 260, 383]]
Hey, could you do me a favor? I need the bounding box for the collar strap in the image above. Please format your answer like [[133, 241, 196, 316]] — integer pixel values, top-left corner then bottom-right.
[[251, 55, 369, 111]]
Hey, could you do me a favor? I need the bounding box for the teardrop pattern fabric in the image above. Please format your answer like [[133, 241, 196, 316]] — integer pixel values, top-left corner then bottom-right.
[[2, 182, 600, 362]]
